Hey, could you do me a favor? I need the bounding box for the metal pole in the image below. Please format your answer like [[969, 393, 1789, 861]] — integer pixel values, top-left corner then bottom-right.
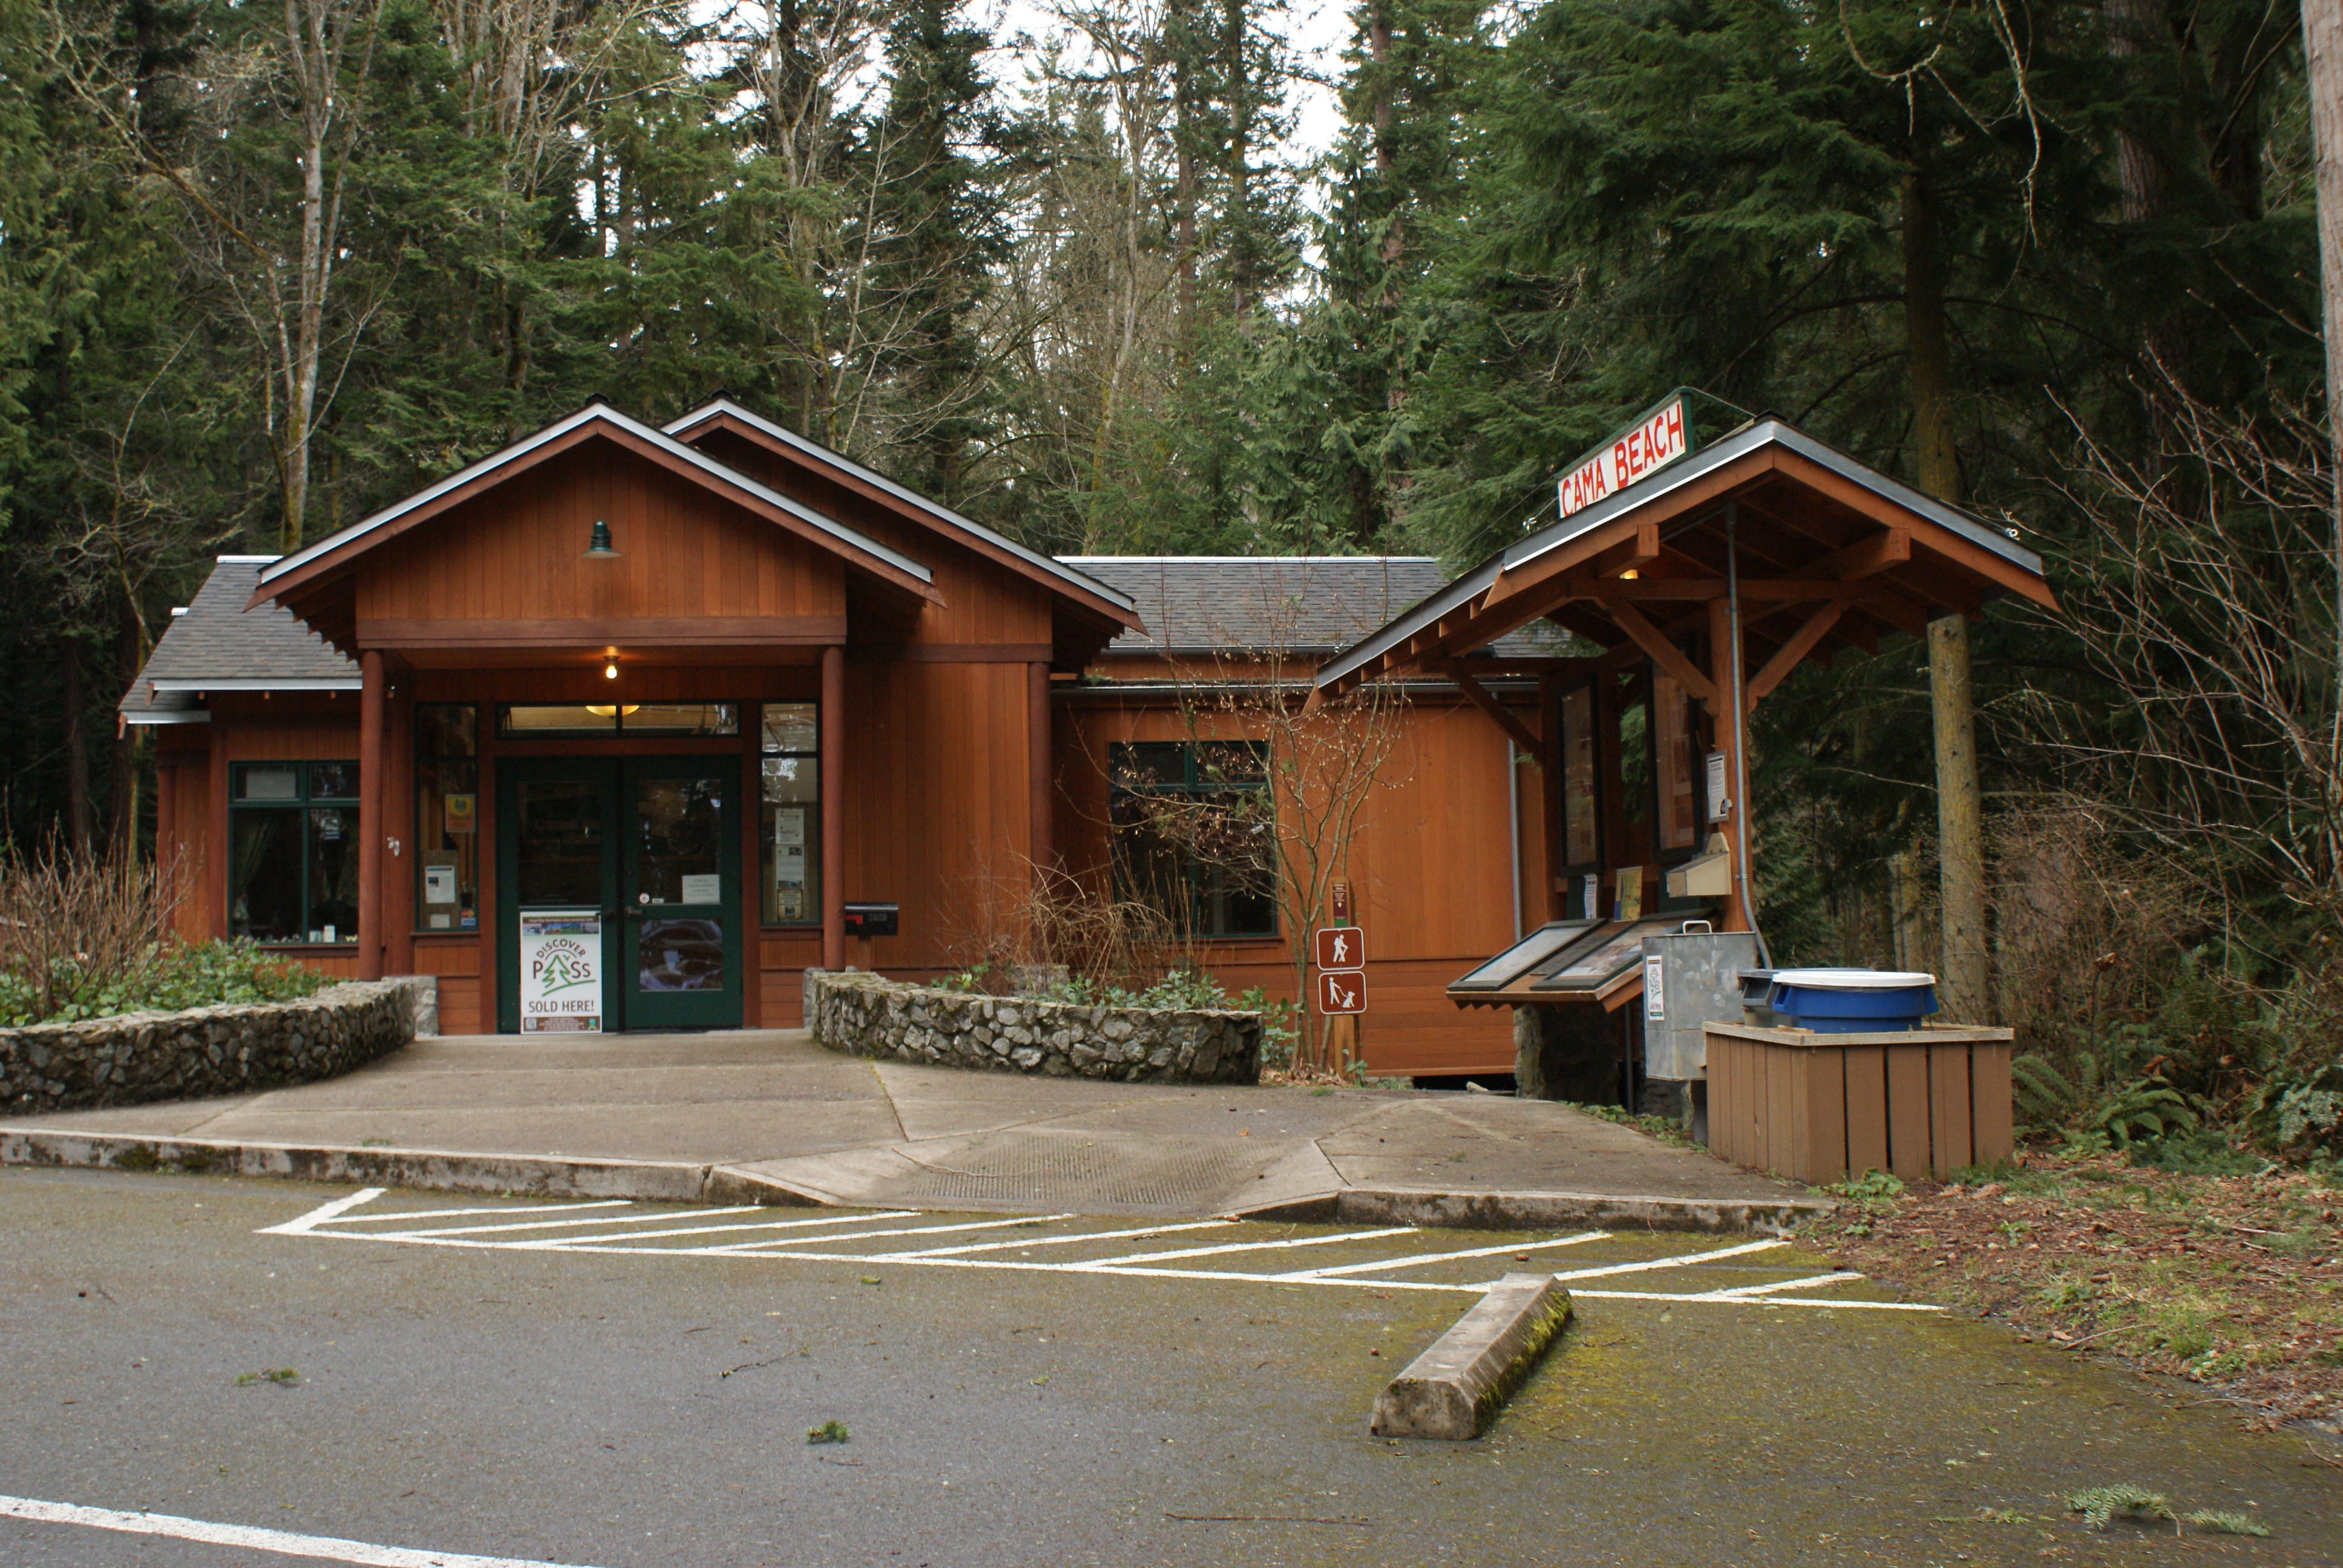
[[1723, 505, 1766, 964]]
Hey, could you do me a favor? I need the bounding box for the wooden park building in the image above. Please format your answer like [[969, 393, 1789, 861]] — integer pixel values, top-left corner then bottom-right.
[[120, 399, 1544, 1074]]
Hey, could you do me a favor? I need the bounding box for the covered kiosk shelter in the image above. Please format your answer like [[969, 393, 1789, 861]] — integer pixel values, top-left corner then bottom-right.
[[1314, 402, 2059, 1113]]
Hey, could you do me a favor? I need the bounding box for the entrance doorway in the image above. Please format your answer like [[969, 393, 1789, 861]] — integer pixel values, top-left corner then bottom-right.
[[496, 757, 744, 1032]]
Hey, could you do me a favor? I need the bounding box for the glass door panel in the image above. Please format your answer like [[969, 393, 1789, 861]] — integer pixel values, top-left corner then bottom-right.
[[496, 760, 621, 1034], [622, 760, 741, 1029]]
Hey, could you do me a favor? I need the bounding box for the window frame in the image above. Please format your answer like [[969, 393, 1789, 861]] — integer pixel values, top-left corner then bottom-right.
[[413, 704, 480, 936], [1106, 739, 1279, 940], [758, 701, 821, 928], [227, 759, 361, 947]]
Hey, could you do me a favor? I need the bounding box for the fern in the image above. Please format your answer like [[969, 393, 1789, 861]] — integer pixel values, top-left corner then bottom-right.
[[2011, 1053, 2077, 1129], [2068, 1485, 2174, 1531]]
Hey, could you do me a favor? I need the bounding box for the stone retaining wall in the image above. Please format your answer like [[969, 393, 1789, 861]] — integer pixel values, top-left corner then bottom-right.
[[805, 969, 1260, 1085], [1, 978, 430, 1118]]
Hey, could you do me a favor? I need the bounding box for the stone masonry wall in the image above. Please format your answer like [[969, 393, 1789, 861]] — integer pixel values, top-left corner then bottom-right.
[[0, 978, 430, 1118], [805, 969, 1260, 1085]]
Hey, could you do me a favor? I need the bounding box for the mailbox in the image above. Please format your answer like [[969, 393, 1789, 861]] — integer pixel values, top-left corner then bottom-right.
[[843, 902, 899, 938]]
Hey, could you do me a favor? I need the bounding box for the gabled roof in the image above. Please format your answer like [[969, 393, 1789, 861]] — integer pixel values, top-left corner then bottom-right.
[[1067, 557, 1569, 658], [254, 400, 939, 614], [122, 557, 359, 723], [1317, 416, 2058, 693], [665, 398, 1139, 627]]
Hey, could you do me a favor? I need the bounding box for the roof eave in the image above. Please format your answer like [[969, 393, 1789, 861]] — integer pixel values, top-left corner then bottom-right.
[[254, 406, 936, 609], [666, 399, 1141, 624]]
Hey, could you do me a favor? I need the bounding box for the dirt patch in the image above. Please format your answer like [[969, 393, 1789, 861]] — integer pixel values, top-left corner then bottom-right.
[[1803, 1152, 2343, 1430]]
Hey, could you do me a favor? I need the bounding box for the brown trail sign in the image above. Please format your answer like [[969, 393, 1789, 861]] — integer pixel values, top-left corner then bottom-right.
[[1314, 926, 1366, 972]]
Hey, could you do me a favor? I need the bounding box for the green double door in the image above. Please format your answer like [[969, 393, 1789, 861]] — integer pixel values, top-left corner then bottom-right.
[[497, 757, 743, 1033]]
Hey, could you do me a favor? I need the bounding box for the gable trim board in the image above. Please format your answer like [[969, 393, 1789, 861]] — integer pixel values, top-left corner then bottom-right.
[[665, 398, 1139, 630], [252, 402, 940, 616]]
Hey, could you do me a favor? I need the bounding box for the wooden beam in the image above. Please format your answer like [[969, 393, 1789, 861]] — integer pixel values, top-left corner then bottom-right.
[[1606, 601, 1717, 707], [1745, 603, 1846, 709], [1482, 521, 1660, 612], [1452, 671, 1542, 754], [1800, 528, 1910, 581]]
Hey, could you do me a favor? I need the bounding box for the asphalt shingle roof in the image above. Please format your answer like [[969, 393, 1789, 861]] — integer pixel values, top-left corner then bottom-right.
[[1062, 557, 1568, 658], [119, 557, 359, 720]]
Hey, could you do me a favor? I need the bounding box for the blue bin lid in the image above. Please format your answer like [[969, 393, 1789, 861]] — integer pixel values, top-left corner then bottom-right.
[[1769, 967, 1935, 991]]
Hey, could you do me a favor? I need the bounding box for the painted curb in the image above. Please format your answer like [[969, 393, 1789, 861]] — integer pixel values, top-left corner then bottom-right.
[[1369, 1272, 1573, 1440], [1234, 1185, 1833, 1234]]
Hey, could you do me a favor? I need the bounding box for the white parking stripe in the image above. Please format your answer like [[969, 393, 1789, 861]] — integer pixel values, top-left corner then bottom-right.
[[368, 1206, 763, 1240], [502, 1210, 921, 1247], [1549, 1237, 1788, 1282], [888, 1218, 1234, 1257], [257, 1189, 389, 1235], [706, 1214, 1078, 1254], [325, 1200, 635, 1224], [1083, 1226, 1415, 1267], [0, 1494, 607, 1567], [1575, 1289, 1938, 1310], [264, 1195, 1940, 1311], [1697, 1272, 1864, 1298], [1271, 1229, 1608, 1279]]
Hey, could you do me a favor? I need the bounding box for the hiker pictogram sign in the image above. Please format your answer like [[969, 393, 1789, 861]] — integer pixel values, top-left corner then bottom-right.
[[1313, 926, 1366, 972], [1316, 969, 1366, 1015]]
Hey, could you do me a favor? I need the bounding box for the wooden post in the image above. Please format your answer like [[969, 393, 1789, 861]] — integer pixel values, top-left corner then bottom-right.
[[358, 648, 385, 981], [208, 724, 228, 939], [1538, 674, 1564, 921], [740, 737, 763, 1027], [385, 670, 415, 978], [1028, 661, 1052, 887], [1706, 598, 1748, 932], [821, 645, 845, 971]]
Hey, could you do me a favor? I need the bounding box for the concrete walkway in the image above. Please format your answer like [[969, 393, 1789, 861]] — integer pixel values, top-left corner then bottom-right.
[[2, 1030, 1824, 1228]]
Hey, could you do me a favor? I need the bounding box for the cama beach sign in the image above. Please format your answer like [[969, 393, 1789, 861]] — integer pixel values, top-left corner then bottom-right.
[[1553, 390, 1705, 523]]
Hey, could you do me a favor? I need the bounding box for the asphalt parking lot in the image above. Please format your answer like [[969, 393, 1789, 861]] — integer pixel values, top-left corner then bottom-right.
[[2, 1165, 2337, 1567]]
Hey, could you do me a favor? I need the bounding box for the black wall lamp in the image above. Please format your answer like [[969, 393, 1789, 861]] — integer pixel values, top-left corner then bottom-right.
[[583, 518, 620, 558]]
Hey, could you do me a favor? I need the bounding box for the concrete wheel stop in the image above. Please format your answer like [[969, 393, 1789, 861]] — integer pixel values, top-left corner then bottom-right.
[[1368, 1272, 1573, 1441]]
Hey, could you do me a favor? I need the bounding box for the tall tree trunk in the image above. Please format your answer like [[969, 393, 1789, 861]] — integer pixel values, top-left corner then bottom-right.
[[1172, 0, 1198, 331], [108, 607, 142, 854], [2305, 0, 2343, 884], [2108, 0, 2194, 384], [1222, 0, 1251, 326], [1367, 2, 1401, 305], [1902, 166, 1988, 1023], [61, 639, 94, 855]]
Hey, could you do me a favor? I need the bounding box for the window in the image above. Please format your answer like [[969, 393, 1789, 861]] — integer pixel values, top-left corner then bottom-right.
[[759, 703, 819, 924], [230, 762, 360, 944], [415, 705, 478, 932], [1108, 740, 1276, 938], [499, 703, 738, 737]]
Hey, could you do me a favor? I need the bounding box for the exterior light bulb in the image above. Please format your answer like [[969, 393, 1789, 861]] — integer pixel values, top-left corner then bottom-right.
[[605, 662, 618, 679]]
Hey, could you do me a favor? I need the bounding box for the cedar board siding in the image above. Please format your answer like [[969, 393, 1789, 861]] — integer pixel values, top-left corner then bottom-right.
[[352, 445, 847, 638], [1057, 691, 1528, 1076]]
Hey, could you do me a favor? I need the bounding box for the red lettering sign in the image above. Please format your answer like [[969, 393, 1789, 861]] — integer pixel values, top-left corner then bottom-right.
[[1556, 397, 1689, 521]]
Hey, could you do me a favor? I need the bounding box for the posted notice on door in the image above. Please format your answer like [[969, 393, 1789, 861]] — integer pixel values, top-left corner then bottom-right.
[[520, 910, 603, 1032]]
